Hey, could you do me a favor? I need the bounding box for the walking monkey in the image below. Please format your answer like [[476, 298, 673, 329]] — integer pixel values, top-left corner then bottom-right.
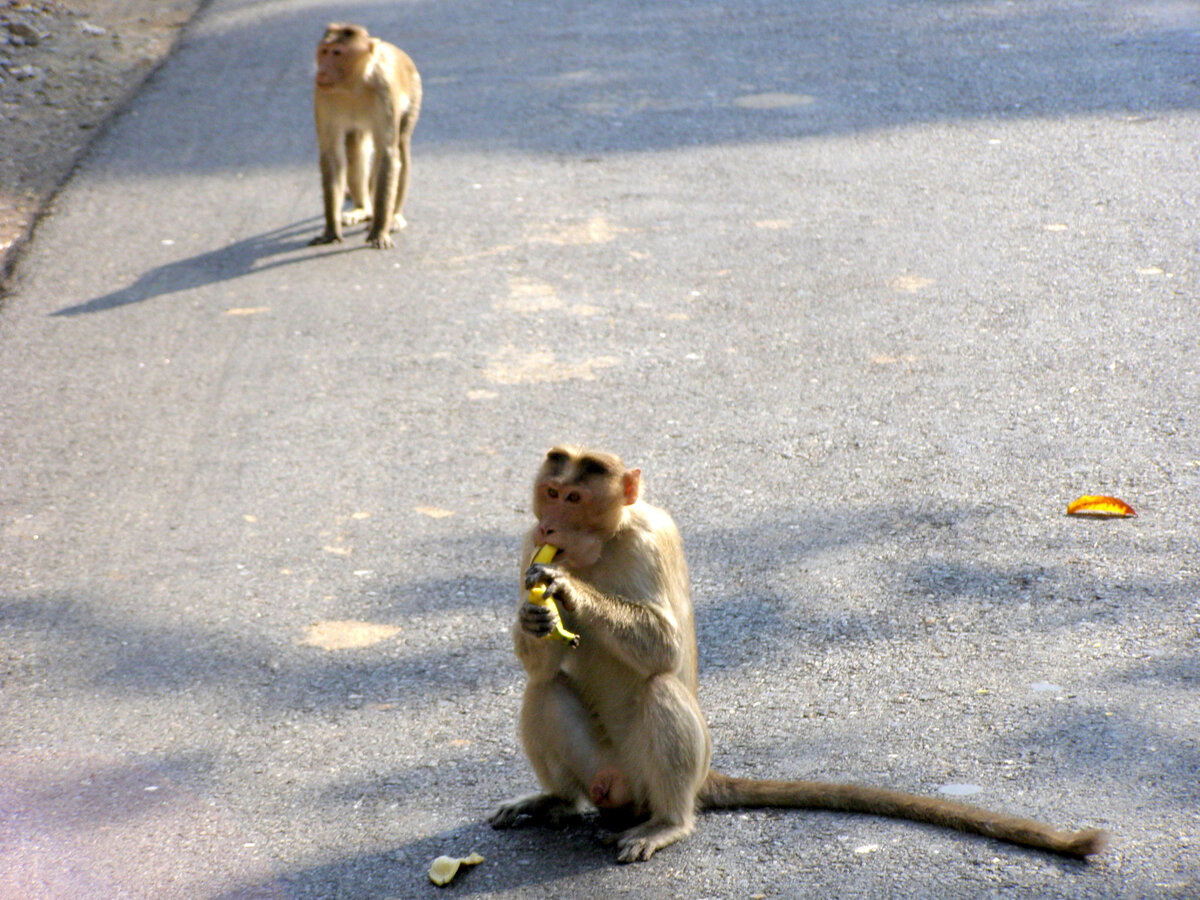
[[492, 446, 1108, 863], [310, 23, 421, 249]]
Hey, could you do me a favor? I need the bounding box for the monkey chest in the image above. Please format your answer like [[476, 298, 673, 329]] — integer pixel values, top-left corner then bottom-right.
[[564, 650, 643, 729]]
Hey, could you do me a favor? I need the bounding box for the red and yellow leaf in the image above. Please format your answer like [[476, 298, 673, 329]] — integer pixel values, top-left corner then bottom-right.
[[1066, 495, 1137, 518]]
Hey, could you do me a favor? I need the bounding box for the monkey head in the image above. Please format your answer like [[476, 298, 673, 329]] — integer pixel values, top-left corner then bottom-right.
[[314, 23, 375, 90], [532, 446, 641, 568]]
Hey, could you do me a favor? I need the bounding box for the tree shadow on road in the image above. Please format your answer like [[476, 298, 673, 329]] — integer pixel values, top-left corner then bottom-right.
[[0, 748, 288, 900], [5, 510, 1194, 895], [688, 502, 1135, 671], [0, 583, 514, 713], [46, 0, 1200, 318], [109, 0, 1200, 179], [221, 817, 614, 900]]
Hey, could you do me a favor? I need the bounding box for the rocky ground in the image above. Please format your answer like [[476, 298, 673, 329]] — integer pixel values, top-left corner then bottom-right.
[[0, 0, 202, 293]]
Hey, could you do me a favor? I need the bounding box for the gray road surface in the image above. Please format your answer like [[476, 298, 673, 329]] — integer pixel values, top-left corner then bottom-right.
[[2, 0, 1198, 897]]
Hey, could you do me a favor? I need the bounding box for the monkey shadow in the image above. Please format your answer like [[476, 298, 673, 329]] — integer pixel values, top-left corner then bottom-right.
[[49, 219, 363, 317]]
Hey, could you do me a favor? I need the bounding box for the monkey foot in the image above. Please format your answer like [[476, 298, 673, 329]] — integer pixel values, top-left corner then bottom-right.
[[614, 820, 694, 863], [490, 792, 579, 829], [308, 232, 342, 246]]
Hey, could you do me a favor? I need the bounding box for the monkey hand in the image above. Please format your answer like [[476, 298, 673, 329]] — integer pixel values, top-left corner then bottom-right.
[[519, 597, 563, 638], [308, 230, 343, 246], [523, 563, 580, 647], [523, 563, 575, 609]]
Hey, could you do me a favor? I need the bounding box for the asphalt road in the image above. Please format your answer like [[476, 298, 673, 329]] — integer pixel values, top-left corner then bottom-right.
[[2, 0, 1198, 897]]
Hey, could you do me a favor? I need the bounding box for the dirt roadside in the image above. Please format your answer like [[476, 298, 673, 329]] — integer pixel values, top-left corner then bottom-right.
[[0, 0, 205, 295]]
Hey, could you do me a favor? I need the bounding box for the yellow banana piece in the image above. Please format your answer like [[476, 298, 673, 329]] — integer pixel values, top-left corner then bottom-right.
[[528, 544, 580, 647]]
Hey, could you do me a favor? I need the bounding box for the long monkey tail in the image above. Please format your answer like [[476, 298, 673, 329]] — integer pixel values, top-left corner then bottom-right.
[[698, 771, 1107, 859]]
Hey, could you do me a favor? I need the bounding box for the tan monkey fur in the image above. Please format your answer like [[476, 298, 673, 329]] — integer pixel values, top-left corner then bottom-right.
[[311, 23, 420, 249], [492, 446, 1107, 863]]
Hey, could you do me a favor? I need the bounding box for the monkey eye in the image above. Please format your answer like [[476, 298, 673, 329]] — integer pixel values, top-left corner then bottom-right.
[[547, 487, 559, 499], [566, 491, 581, 503]]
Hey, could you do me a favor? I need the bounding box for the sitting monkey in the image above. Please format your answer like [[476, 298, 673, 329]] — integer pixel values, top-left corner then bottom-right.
[[492, 446, 1107, 863]]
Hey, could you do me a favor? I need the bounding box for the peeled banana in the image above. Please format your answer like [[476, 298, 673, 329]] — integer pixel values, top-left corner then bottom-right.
[[528, 544, 580, 647], [428, 852, 484, 886]]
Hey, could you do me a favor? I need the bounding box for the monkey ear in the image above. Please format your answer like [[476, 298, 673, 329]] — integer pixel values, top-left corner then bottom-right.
[[622, 469, 642, 505], [368, 37, 380, 52]]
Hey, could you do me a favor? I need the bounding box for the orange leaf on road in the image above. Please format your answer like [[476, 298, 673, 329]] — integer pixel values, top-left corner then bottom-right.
[[1066, 495, 1137, 518]]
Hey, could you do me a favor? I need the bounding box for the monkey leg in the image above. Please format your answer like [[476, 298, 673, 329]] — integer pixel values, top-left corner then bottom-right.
[[366, 142, 401, 248], [613, 674, 712, 862], [342, 131, 372, 225], [492, 673, 621, 828], [523, 673, 625, 799], [390, 118, 415, 232], [311, 147, 348, 245], [490, 791, 580, 829]]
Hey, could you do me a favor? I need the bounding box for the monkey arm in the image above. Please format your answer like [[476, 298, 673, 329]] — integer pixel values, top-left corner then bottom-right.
[[566, 507, 694, 680], [556, 575, 686, 679], [512, 618, 571, 684]]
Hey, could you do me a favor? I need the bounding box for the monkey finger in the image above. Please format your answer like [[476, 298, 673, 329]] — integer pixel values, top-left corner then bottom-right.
[[308, 232, 342, 246], [522, 565, 543, 591], [530, 569, 575, 611], [522, 621, 553, 638], [529, 570, 576, 611], [519, 603, 556, 636], [523, 563, 558, 591]]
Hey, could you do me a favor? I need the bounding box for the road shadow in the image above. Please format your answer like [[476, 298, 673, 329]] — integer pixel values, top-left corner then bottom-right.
[[0, 576, 514, 714], [232, 817, 612, 900], [687, 502, 1142, 671], [5, 506, 1178, 711], [96, 0, 1200, 179], [6, 512, 1193, 894], [48, 219, 361, 317], [0, 748, 287, 900], [1008, 702, 1200, 805]]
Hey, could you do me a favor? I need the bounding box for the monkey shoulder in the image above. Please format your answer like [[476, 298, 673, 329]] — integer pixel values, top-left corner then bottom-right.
[[602, 502, 689, 612], [628, 500, 679, 536], [371, 42, 419, 83], [627, 502, 685, 563]]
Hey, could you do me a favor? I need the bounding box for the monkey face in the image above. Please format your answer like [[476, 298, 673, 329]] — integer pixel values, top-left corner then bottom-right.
[[532, 482, 607, 568], [314, 24, 371, 89], [531, 447, 641, 568]]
